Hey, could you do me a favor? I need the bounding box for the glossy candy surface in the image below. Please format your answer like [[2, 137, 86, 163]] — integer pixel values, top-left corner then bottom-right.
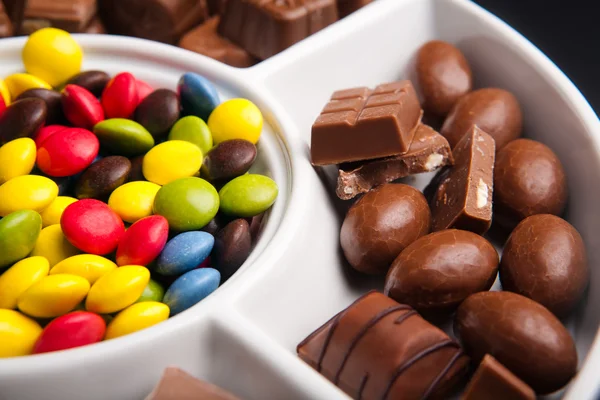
[[202, 139, 257, 182], [0, 175, 58, 216], [0, 98, 47, 145], [108, 181, 161, 223], [116, 216, 169, 266], [0, 210, 42, 268], [86, 265, 150, 314], [0, 138, 37, 184], [34, 125, 66, 148], [212, 219, 251, 282], [31, 224, 80, 267], [17, 88, 65, 125], [50, 254, 117, 284], [93, 119, 155, 157], [163, 268, 220, 315], [4, 73, 52, 98], [168, 115, 213, 155], [33, 311, 106, 354], [156, 231, 214, 276], [218, 174, 278, 217], [0, 256, 50, 309], [105, 302, 169, 340], [134, 89, 180, 138], [177, 72, 220, 121], [208, 98, 263, 145], [61, 84, 105, 129], [36, 127, 100, 177], [66, 71, 110, 97], [136, 279, 165, 303], [142, 140, 203, 185], [102, 72, 139, 119], [0, 309, 42, 358], [40, 196, 78, 227], [18, 274, 90, 318], [75, 156, 132, 200]]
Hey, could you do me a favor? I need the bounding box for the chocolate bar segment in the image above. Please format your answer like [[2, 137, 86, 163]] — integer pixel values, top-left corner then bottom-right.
[[337, 123, 453, 200], [218, 0, 338, 60], [311, 81, 422, 166], [145, 367, 241, 400], [208, 0, 228, 15], [0, 1, 13, 37], [297, 291, 469, 400], [84, 17, 105, 34], [21, 0, 97, 34], [337, 0, 372, 18], [2, 0, 25, 32]]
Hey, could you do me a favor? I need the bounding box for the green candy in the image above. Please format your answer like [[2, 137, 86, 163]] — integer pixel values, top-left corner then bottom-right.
[[219, 174, 278, 217], [153, 177, 219, 231], [0, 210, 42, 269], [136, 279, 165, 303], [94, 118, 155, 157], [168, 116, 213, 155]]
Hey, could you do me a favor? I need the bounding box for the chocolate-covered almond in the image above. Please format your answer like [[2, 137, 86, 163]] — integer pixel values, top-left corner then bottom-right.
[[416, 40, 473, 117], [0, 98, 47, 145], [66, 70, 111, 97], [455, 291, 577, 394], [134, 89, 181, 139], [202, 139, 257, 182], [493, 139, 567, 228], [16, 88, 65, 125], [500, 215, 588, 317], [75, 156, 132, 200], [441, 88, 522, 149], [212, 219, 251, 281], [385, 229, 498, 313], [340, 183, 431, 274]]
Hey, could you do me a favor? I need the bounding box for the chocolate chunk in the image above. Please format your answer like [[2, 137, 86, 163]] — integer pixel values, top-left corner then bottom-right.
[[336, 123, 453, 200], [462, 354, 535, 400], [20, 0, 97, 34], [297, 291, 469, 400], [179, 16, 257, 68], [207, 0, 228, 15], [0, 2, 14, 37], [2, 0, 25, 32], [84, 16, 105, 33], [311, 81, 423, 166], [218, 0, 338, 60], [145, 367, 240, 400], [426, 125, 495, 235], [337, 0, 372, 18]]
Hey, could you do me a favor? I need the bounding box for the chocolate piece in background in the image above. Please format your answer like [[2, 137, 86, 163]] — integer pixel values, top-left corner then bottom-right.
[[84, 16, 104, 33], [2, 0, 26, 32], [297, 291, 469, 400], [337, 0, 372, 18], [311, 81, 422, 166], [336, 123, 452, 200], [20, 0, 96, 34], [145, 367, 240, 400], [207, 0, 227, 15], [99, 0, 209, 45], [0, 1, 13, 37], [426, 125, 495, 235], [218, 0, 338, 60], [462, 354, 535, 400], [179, 16, 257, 68]]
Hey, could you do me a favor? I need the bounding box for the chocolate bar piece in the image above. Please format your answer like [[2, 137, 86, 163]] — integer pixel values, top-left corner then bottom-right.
[[179, 16, 257, 68], [425, 125, 495, 235], [311, 81, 422, 166], [145, 367, 240, 400], [84, 16, 105, 34], [2, 0, 25, 32], [208, 0, 228, 15], [0, 1, 13, 37], [21, 0, 96, 34], [99, 0, 209, 45], [218, 0, 338, 60], [336, 123, 453, 200], [297, 291, 469, 400], [337, 0, 372, 18], [462, 354, 535, 400]]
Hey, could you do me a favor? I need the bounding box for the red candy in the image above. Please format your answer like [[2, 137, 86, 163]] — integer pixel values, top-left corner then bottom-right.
[[197, 256, 211, 269], [37, 127, 99, 177], [33, 311, 106, 354], [0, 94, 6, 117], [136, 79, 154, 105], [102, 72, 139, 118], [116, 215, 169, 266], [62, 84, 105, 129], [61, 199, 125, 255], [34, 125, 67, 148]]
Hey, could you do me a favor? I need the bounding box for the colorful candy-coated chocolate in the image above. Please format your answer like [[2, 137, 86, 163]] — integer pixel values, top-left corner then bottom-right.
[[0, 210, 42, 268], [4, 73, 52, 99], [0, 309, 42, 358], [66, 71, 110, 97], [155, 231, 214, 276], [116, 215, 169, 266], [33, 311, 106, 354], [0, 138, 37, 184], [177, 72, 220, 121], [31, 224, 80, 267], [168, 115, 213, 155], [136, 279, 165, 303], [134, 89, 181, 139], [0, 79, 11, 106], [86, 265, 150, 314], [202, 139, 257, 182], [0, 93, 6, 117], [0, 175, 59, 216], [36, 127, 100, 177], [105, 301, 169, 340], [208, 98, 263, 145], [40, 196, 77, 227], [0, 256, 49, 309], [18, 273, 90, 318], [74, 156, 132, 200], [17, 88, 66, 126], [93, 118, 155, 157], [163, 268, 220, 315], [212, 219, 251, 281], [218, 174, 278, 217], [142, 140, 203, 185], [136, 79, 154, 104], [108, 181, 161, 223], [102, 72, 139, 119], [61, 199, 125, 255], [61, 84, 105, 129], [50, 254, 117, 284], [153, 177, 219, 231], [34, 125, 67, 148], [0, 98, 47, 146]]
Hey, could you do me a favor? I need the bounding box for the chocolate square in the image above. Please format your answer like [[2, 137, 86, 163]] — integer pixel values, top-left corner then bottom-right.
[[21, 0, 97, 34]]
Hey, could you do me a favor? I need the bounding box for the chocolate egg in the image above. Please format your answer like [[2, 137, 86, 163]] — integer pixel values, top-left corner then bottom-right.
[[455, 291, 577, 394], [493, 139, 567, 228], [500, 214, 587, 317], [75, 156, 132, 200], [340, 183, 431, 274], [134, 89, 181, 139], [385, 229, 498, 313], [0, 98, 47, 145], [416, 40, 473, 117], [441, 88, 522, 149], [212, 219, 251, 282], [66, 71, 111, 97], [202, 139, 257, 182], [17, 88, 65, 125]]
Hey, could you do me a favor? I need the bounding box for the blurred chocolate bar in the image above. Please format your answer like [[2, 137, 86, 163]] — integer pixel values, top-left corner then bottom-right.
[[20, 0, 97, 35], [0, 1, 13, 37], [338, 0, 372, 18], [84, 16, 104, 34], [2, 0, 25, 32], [145, 367, 240, 400], [208, 0, 228, 15]]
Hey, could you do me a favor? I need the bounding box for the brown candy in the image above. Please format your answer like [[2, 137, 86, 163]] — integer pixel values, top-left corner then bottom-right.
[[212, 218, 251, 281], [441, 88, 522, 150], [127, 155, 145, 182], [202, 139, 257, 182], [499, 214, 588, 317], [134, 89, 181, 139], [385, 230, 498, 313], [145, 367, 240, 400], [75, 156, 132, 200], [340, 183, 430, 275], [66, 71, 111, 98], [16, 88, 65, 126], [0, 98, 47, 145], [493, 138, 567, 228], [454, 291, 577, 394], [416, 40, 473, 117]]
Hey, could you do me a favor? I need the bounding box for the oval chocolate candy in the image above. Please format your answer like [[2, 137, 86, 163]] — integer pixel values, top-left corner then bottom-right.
[[0, 98, 47, 145], [75, 156, 132, 200]]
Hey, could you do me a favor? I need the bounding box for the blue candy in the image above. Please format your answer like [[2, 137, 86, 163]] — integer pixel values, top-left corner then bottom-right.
[[178, 72, 220, 121], [155, 231, 214, 276], [163, 268, 221, 315]]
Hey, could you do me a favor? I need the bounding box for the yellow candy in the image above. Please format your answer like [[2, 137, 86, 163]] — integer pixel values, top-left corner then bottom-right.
[[50, 254, 117, 284], [4, 73, 52, 99], [40, 196, 78, 227], [0, 175, 58, 217], [0, 309, 42, 357], [105, 302, 170, 340], [142, 140, 202, 185], [108, 181, 161, 223], [0, 256, 49, 309], [31, 224, 80, 267], [22, 28, 82, 87], [0, 138, 37, 184], [18, 274, 90, 318], [86, 266, 150, 314], [208, 98, 263, 145], [0, 79, 11, 106]]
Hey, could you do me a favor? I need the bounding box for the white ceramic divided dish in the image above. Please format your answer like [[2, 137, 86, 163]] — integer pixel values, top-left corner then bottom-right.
[[0, 0, 599, 399]]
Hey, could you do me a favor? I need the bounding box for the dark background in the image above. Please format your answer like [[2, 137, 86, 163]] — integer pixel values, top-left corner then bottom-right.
[[474, 0, 599, 115]]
